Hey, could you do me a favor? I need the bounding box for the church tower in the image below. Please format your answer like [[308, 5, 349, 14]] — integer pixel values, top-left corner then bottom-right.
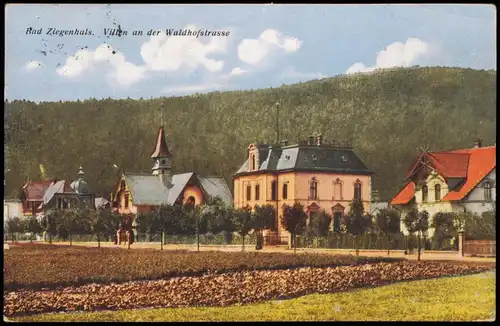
[[151, 126, 173, 177]]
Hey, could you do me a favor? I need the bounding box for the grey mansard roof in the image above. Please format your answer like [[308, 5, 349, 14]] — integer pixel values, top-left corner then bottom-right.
[[235, 143, 372, 176]]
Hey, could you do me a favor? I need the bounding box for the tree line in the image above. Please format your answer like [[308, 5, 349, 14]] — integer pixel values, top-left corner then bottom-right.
[[4, 195, 495, 256], [4, 67, 496, 202]]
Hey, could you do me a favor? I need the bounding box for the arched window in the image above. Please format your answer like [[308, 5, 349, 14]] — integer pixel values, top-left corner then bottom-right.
[[271, 180, 277, 201], [124, 192, 129, 208], [334, 179, 342, 200], [283, 183, 288, 200], [246, 185, 251, 201], [309, 178, 318, 200], [120, 180, 126, 190], [484, 183, 492, 201], [422, 184, 428, 202], [186, 196, 196, 207], [354, 180, 362, 202], [434, 184, 441, 201], [255, 184, 260, 201]]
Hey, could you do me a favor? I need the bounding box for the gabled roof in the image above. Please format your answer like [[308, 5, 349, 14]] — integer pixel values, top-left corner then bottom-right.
[[390, 182, 415, 205], [123, 174, 171, 206], [122, 172, 232, 206], [95, 197, 110, 209], [391, 145, 496, 204], [442, 146, 496, 200], [43, 180, 77, 205], [199, 176, 233, 206], [22, 181, 53, 201], [151, 126, 173, 158], [426, 152, 470, 178]]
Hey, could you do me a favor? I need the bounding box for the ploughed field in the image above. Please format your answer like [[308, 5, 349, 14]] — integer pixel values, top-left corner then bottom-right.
[[3, 243, 495, 317]]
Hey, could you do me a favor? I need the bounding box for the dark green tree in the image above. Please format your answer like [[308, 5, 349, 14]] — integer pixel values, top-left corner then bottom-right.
[[5, 217, 24, 243], [41, 210, 60, 243], [280, 203, 308, 254], [233, 206, 253, 252], [403, 208, 429, 261], [344, 200, 371, 256], [309, 210, 332, 237], [431, 212, 457, 249], [252, 204, 277, 249], [375, 208, 401, 255], [24, 215, 43, 242]]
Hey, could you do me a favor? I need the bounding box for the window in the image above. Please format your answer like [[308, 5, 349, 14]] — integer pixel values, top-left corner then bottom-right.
[[62, 199, 68, 209], [271, 180, 277, 200], [309, 178, 318, 200], [255, 184, 260, 201], [120, 180, 126, 190], [246, 185, 251, 201], [283, 183, 288, 200], [434, 184, 441, 201], [334, 179, 342, 200], [422, 184, 428, 202], [354, 180, 362, 202], [187, 196, 196, 206], [485, 183, 492, 201], [125, 193, 129, 208]]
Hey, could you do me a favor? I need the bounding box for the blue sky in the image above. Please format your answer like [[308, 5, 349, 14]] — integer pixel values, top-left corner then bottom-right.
[[5, 4, 496, 102]]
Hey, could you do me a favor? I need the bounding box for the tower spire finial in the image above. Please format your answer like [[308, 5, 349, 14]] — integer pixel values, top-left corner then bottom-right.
[[161, 102, 164, 127]]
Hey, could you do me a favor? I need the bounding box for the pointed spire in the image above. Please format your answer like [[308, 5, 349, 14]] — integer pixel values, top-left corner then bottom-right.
[[151, 126, 173, 158], [78, 166, 84, 180]]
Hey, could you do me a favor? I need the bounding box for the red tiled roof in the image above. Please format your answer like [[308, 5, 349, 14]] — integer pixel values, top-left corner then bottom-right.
[[390, 182, 415, 205], [427, 152, 470, 178], [22, 181, 53, 201], [391, 145, 496, 204], [443, 146, 496, 200], [151, 126, 173, 158]]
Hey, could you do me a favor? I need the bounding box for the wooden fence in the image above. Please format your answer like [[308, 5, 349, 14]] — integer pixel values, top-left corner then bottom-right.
[[463, 240, 496, 257]]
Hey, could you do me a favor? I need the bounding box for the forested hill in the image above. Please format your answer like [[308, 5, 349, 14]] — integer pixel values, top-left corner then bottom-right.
[[4, 66, 496, 201]]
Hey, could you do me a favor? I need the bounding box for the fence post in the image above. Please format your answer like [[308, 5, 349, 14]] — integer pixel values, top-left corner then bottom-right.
[[458, 230, 464, 257]]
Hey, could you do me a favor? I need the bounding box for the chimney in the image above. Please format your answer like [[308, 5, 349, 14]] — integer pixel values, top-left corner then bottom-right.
[[159, 172, 173, 188], [316, 134, 323, 146], [308, 136, 315, 146], [474, 139, 482, 148], [281, 140, 288, 146]]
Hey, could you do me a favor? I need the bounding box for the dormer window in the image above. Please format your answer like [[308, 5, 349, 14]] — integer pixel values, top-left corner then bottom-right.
[[434, 184, 441, 201], [120, 180, 126, 191], [124, 192, 129, 209], [422, 184, 428, 202]]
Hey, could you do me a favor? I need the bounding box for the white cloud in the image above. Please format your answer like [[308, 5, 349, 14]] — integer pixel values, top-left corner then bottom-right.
[[25, 60, 43, 70], [140, 24, 228, 73], [230, 67, 247, 76], [57, 44, 146, 87], [280, 66, 326, 81], [237, 29, 302, 66], [57, 24, 229, 87], [346, 38, 431, 75]]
